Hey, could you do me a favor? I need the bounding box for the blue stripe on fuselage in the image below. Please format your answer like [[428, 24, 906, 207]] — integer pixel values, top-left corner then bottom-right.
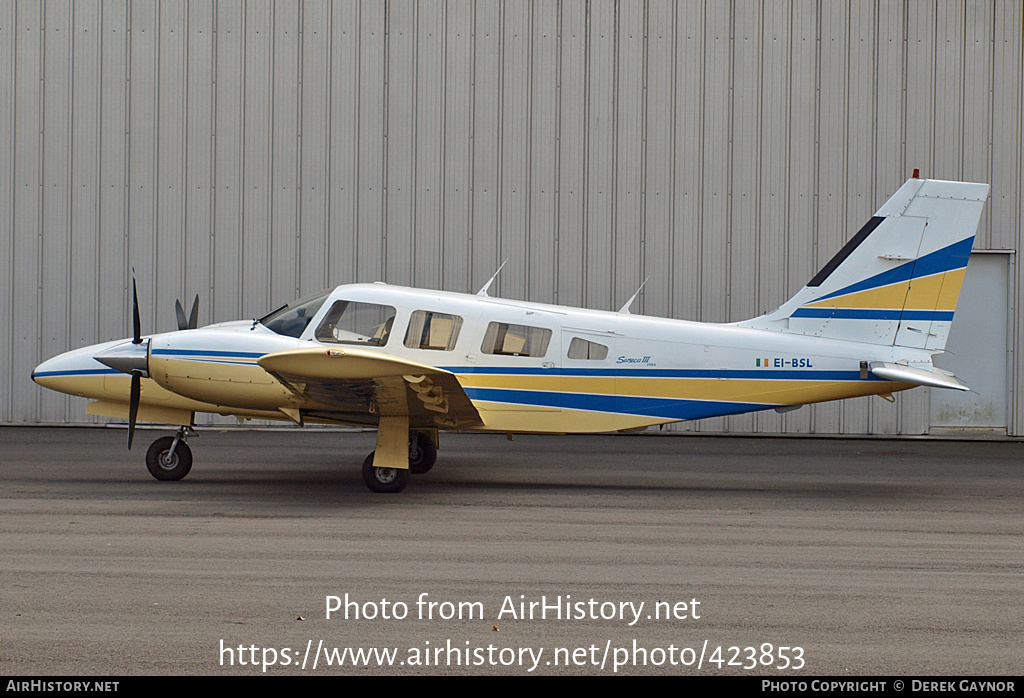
[[790, 308, 955, 321], [464, 386, 776, 420]]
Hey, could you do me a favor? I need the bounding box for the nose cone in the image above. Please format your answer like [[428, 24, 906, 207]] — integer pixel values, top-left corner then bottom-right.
[[32, 339, 129, 397]]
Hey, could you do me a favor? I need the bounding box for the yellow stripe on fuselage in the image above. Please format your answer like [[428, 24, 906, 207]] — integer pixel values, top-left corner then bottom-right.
[[467, 402, 675, 433]]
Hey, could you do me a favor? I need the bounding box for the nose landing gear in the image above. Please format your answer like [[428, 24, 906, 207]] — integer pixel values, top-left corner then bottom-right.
[[145, 427, 194, 481]]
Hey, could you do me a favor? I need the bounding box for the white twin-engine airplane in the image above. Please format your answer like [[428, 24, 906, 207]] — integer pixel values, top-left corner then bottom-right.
[[33, 175, 989, 493]]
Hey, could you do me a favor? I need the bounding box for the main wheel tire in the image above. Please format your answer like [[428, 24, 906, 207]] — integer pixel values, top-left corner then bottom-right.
[[361, 452, 410, 493], [409, 431, 437, 474], [145, 436, 193, 481]]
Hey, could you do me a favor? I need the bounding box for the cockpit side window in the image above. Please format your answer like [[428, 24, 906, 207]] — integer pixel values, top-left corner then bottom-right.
[[404, 311, 463, 351], [314, 300, 397, 346]]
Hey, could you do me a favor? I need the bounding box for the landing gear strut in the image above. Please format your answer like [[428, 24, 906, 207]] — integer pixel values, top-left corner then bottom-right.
[[145, 427, 194, 481]]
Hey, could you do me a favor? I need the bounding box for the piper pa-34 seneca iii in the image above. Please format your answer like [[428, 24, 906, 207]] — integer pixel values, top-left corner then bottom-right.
[[33, 175, 990, 492]]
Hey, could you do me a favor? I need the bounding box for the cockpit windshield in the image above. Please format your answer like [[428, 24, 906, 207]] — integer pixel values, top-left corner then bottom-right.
[[259, 290, 331, 338]]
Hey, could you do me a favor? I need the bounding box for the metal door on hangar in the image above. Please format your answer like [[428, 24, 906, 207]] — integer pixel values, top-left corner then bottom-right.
[[930, 252, 1012, 433]]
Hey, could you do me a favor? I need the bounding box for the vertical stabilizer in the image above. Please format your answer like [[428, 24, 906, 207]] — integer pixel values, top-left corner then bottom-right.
[[738, 177, 990, 350]]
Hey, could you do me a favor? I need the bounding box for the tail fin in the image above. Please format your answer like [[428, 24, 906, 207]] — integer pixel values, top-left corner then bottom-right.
[[738, 177, 990, 350]]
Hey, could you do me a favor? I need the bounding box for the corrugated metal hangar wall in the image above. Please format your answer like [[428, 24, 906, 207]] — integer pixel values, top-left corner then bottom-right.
[[3, 1, 1023, 435]]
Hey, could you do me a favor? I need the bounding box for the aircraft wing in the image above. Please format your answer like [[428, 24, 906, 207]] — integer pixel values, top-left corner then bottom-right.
[[257, 347, 483, 429]]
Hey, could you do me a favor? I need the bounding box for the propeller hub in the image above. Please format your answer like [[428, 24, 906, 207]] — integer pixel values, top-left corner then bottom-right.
[[94, 340, 150, 377]]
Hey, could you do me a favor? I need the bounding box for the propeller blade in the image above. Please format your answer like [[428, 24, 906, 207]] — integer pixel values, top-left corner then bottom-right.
[[175, 294, 200, 330], [128, 370, 141, 450], [175, 299, 187, 331], [188, 294, 199, 329], [131, 275, 142, 345]]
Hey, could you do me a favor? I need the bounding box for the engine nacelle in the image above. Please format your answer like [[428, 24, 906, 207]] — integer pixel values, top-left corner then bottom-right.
[[148, 329, 302, 411]]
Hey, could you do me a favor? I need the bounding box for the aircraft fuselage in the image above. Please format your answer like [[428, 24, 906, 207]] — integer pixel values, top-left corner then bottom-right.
[[33, 282, 920, 434]]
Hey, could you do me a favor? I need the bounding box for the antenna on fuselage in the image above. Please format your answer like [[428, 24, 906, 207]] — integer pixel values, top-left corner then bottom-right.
[[618, 277, 650, 314], [476, 258, 509, 297]]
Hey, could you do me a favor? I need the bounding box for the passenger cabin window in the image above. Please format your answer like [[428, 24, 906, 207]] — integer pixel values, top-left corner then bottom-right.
[[404, 311, 463, 351], [567, 337, 609, 360], [481, 322, 552, 357], [315, 301, 397, 346]]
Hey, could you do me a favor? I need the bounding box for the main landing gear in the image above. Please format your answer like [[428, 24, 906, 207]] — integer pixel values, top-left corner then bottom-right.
[[145, 427, 194, 481], [362, 430, 437, 494], [409, 430, 438, 474]]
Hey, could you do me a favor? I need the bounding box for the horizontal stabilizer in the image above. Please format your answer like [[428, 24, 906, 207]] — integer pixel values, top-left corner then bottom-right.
[[868, 362, 970, 391]]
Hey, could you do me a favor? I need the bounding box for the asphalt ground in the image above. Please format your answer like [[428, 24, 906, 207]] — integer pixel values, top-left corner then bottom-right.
[[1, 426, 1021, 676]]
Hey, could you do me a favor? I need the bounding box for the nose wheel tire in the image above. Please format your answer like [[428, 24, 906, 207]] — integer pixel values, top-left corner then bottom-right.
[[362, 452, 410, 493], [145, 436, 193, 481]]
